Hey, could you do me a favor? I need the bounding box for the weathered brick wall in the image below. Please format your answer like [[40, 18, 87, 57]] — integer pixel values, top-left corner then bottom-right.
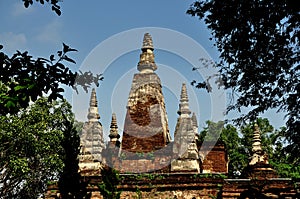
[[111, 141, 228, 174], [45, 175, 299, 199], [122, 99, 167, 153], [118, 173, 223, 199], [200, 142, 228, 173], [112, 145, 173, 173], [121, 73, 170, 154], [222, 178, 298, 198]]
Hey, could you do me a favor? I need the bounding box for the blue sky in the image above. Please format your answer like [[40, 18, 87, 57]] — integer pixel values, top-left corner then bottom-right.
[[0, 1, 286, 139]]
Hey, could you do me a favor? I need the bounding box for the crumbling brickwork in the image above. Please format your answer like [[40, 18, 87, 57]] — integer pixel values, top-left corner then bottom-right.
[[121, 73, 171, 154], [200, 142, 228, 173]]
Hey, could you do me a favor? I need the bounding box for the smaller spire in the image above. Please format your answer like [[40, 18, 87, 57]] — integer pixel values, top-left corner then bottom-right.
[[252, 123, 262, 153], [109, 113, 120, 141], [137, 33, 157, 73], [192, 112, 198, 128], [177, 83, 191, 117], [89, 88, 98, 107], [249, 123, 269, 165], [180, 83, 189, 103], [87, 88, 100, 121]]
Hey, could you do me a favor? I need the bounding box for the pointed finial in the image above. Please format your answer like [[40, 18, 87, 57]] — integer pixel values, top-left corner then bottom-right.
[[192, 112, 198, 128], [109, 113, 120, 140], [90, 88, 98, 107], [137, 33, 157, 73], [142, 33, 154, 50], [249, 123, 269, 165], [177, 83, 191, 117], [87, 88, 100, 121], [252, 123, 262, 153], [180, 83, 189, 102]]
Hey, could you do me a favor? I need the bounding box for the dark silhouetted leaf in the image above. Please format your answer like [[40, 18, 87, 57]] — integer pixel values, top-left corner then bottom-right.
[[62, 43, 69, 53], [63, 55, 76, 64], [50, 54, 55, 61]]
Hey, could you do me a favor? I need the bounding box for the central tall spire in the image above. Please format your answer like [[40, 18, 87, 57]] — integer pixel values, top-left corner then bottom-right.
[[121, 33, 171, 166], [137, 33, 157, 73]]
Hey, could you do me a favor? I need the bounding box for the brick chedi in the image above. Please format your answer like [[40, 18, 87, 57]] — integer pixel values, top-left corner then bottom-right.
[[78, 88, 105, 176], [121, 33, 171, 154], [171, 83, 200, 172], [108, 113, 120, 149], [44, 33, 298, 199], [249, 123, 269, 165], [242, 123, 277, 178]]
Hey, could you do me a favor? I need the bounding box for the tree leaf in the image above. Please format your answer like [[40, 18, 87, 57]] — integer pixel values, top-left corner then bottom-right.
[[50, 54, 55, 61], [62, 43, 69, 53], [63, 55, 76, 64], [14, 85, 26, 91]]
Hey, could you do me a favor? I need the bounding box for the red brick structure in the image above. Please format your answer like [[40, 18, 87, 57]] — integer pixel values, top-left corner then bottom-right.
[[45, 33, 299, 199], [200, 141, 228, 173]]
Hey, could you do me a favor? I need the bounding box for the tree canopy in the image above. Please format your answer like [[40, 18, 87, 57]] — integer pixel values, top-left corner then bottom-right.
[[0, 98, 77, 198], [187, 0, 300, 164], [0, 2, 101, 198]]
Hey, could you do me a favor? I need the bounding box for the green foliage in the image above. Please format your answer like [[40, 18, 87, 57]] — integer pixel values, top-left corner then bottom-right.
[[21, 0, 62, 15], [198, 120, 224, 142], [188, 0, 300, 164], [192, 173, 227, 179], [98, 167, 122, 199], [0, 2, 102, 116], [221, 124, 248, 178], [0, 43, 103, 115], [0, 98, 74, 198], [74, 120, 84, 137], [134, 187, 142, 199], [268, 127, 300, 179]]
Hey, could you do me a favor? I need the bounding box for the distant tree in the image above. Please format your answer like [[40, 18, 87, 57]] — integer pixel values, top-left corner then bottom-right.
[[198, 120, 224, 142], [0, 98, 74, 198], [187, 0, 300, 164], [220, 124, 247, 178], [74, 120, 84, 137], [268, 127, 300, 179]]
